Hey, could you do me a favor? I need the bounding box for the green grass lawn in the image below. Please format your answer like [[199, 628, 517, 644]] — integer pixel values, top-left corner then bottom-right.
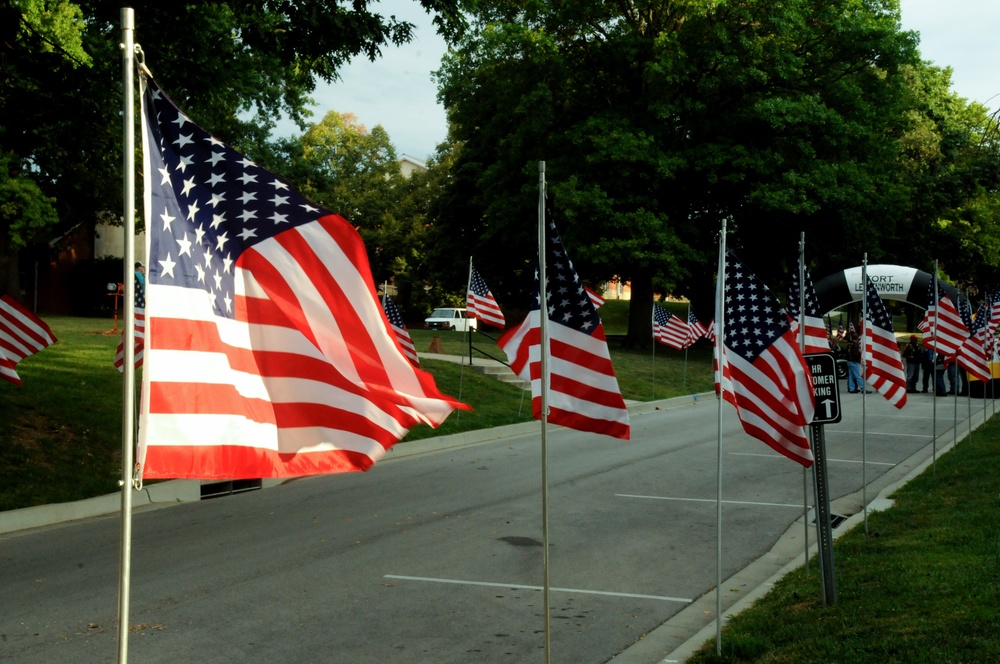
[[686, 420, 1000, 663]]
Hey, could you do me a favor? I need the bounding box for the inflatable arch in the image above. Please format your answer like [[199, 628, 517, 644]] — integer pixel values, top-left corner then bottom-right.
[[814, 264, 959, 315]]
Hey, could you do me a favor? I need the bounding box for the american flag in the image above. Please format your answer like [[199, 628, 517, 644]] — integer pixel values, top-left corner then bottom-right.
[[584, 285, 605, 309], [136, 74, 464, 479], [787, 257, 830, 354], [652, 304, 692, 350], [114, 268, 145, 372], [687, 309, 708, 344], [836, 315, 844, 340], [498, 218, 629, 440], [917, 279, 967, 357], [716, 251, 814, 466], [0, 294, 56, 386], [862, 276, 907, 408], [466, 264, 505, 328], [382, 296, 419, 367], [956, 295, 990, 382]]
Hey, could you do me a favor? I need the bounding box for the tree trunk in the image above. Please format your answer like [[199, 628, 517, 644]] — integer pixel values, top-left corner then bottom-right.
[[624, 267, 654, 349]]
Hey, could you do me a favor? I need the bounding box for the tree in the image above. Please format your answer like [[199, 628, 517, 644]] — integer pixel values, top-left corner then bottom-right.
[[434, 0, 926, 345], [0, 0, 466, 301]]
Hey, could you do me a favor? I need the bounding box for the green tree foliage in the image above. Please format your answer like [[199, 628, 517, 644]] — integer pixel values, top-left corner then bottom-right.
[[433, 0, 968, 344], [273, 111, 448, 319], [0, 0, 464, 297]]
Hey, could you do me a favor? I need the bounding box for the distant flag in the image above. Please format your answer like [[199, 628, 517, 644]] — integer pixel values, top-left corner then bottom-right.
[[862, 276, 907, 408], [466, 264, 505, 329], [848, 319, 856, 335], [957, 295, 990, 383], [917, 279, 967, 358], [498, 216, 629, 440], [825, 315, 833, 342], [114, 268, 146, 372], [836, 315, 844, 340], [382, 296, 419, 367], [705, 318, 717, 344], [787, 257, 831, 354], [687, 309, 708, 344], [136, 73, 465, 480], [716, 251, 815, 467], [0, 294, 56, 386], [652, 304, 692, 350], [584, 285, 605, 309]]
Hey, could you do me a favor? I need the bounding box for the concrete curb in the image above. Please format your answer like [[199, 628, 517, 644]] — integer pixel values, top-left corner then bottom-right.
[[0, 392, 712, 537]]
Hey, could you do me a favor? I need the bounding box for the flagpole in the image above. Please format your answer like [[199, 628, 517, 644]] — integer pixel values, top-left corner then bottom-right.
[[683, 301, 690, 392], [537, 161, 552, 664], [861, 255, 869, 535], [466, 256, 474, 367], [715, 218, 727, 657], [117, 8, 137, 664], [798, 233, 810, 576], [932, 261, 939, 473]]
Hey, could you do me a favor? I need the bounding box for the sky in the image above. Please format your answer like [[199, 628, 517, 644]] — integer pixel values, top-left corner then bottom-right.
[[274, 1, 1000, 161]]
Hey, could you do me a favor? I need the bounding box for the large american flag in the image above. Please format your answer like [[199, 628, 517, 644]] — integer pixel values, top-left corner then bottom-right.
[[652, 303, 692, 350], [114, 269, 145, 372], [862, 276, 907, 408], [136, 74, 464, 479], [716, 251, 814, 467], [0, 294, 56, 386], [917, 280, 967, 358], [498, 218, 629, 440], [956, 295, 990, 382], [466, 264, 505, 329], [382, 295, 419, 367], [787, 257, 830, 354]]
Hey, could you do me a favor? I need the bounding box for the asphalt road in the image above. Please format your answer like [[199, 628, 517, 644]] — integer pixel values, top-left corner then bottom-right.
[[1, 388, 988, 663]]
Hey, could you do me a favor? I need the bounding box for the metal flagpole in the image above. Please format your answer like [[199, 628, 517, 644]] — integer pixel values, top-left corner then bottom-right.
[[861, 255, 869, 535], [537, 161, 552, 664], [932, 262, 939, 474], [117, 8, 138, 663], [465, 256, 474, 366], [798, 233, 810, 575], [714, 219, 727, 657], [683, 301, 690, 392]]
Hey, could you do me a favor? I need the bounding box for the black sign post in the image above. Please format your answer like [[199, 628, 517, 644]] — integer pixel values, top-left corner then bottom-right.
[[805, 353, 839, 605]]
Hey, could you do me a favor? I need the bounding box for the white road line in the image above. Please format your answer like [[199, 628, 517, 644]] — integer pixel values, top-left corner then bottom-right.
[[835, 430, 932, 438], [729, 452, 895, 466], [383, 575, 693, 603], [615, 494, 804, 509]]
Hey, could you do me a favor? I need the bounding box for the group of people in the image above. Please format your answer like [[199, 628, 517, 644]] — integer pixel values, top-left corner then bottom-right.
[[837, 332, 966, 396], [901, 335, 967, 396]]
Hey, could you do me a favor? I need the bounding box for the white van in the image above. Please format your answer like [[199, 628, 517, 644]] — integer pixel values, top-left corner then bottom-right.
[[424, 307, 477, 332]]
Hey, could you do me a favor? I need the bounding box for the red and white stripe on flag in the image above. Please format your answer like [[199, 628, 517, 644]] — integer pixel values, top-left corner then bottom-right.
[[139, 215, 467, 479], [138, 74, 465, 480], [790, 314, 830, 355], [500, 310, 630, 440], [0, 294, 57, 386], [716, 332, 815, 467], [585, 286, 605, 309], [918, 295, 967, 357], [653, 306, 692, 350], [862, 279, 907, 408], [466, 266, 505, 329], [957, 330, 991, 382], [114, 308, 145, 372]]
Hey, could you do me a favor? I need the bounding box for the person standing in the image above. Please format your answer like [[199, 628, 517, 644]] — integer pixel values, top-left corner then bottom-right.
[[847, 331, 864, 393], [903, 335, 922, 393], [921, 344, 934, 392]]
